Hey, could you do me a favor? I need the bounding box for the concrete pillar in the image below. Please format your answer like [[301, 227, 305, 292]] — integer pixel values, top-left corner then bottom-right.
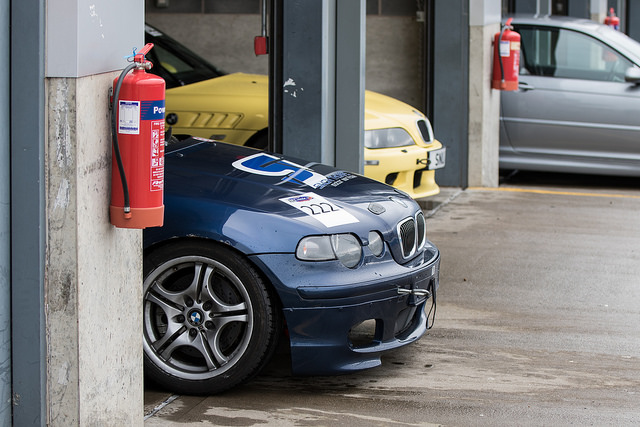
[[45, 75, 143, 426], [590, 0, 608, 22], [538, 0, 552, 15], [42, 0, 144, 424], [468, 0, 501, 187]]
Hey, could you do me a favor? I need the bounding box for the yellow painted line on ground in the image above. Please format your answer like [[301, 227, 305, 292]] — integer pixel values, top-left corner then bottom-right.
[[467, 186, 640, 199]]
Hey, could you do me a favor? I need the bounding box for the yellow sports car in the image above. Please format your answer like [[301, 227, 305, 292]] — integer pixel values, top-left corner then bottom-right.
[[145, 24, 446, 199]]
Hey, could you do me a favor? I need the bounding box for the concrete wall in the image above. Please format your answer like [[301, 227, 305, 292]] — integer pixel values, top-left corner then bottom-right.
[[46, 74, 143, 426], [590, 0, 608, 21], [41, 0, 144, 425], [468, 0, 501, 187], [145, 13, 425, 111], [467, 22, 500, 187], [365, 16, 423, 109]]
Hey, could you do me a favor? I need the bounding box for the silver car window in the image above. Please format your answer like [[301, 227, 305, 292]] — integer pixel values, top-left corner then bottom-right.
[[518, 26, 633, 82]]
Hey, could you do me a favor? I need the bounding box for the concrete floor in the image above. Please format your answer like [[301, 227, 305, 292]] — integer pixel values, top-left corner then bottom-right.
[[144, 172, 640, 426]]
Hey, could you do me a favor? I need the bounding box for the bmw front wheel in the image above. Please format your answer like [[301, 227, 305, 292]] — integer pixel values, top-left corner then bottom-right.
[[143, 241, 281, 394]]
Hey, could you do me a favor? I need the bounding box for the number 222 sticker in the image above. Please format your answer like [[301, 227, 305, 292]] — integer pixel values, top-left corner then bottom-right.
[[280, 192, 358, 228]]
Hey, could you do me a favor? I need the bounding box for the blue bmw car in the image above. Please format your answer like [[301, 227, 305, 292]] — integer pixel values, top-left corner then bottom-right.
[[143, 136, 440, 394]]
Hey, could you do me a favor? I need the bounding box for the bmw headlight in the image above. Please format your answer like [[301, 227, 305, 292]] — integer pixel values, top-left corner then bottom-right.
[[331, 234, 362, 268], [296, 236, 334, 261], [296, 233, 363, 268], [368, 231, 384, 257], [364, 128, 414, 149]]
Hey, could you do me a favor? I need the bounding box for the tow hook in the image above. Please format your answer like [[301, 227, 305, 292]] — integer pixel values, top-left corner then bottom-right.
[[398, 287, 431, 306], [398, 288, 431, 297]]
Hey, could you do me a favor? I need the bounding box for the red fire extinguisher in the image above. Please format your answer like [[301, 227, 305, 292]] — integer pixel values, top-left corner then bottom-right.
[[604, 8, 620, 30], [492, 18, 521, 91], [110, 43, 166, 229]]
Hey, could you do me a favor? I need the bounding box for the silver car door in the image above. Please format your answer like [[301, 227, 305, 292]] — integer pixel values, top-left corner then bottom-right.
[[501, 25, 640, 162]]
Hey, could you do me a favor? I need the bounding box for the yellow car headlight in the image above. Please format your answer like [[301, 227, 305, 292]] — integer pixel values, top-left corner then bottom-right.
[[364, 128, 414, 149]]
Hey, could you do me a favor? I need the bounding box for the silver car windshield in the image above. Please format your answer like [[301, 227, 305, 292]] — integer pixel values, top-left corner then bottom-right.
[[596, 25, 640, 64], [518, 25, 634, 82]]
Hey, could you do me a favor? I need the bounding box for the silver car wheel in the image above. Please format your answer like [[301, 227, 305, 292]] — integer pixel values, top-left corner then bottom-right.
[[143, 241, 280, 394], [144, 255, 253, 380]]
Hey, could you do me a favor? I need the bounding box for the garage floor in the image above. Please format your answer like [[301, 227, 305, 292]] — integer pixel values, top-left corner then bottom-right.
[[144, 172, 640, 426]]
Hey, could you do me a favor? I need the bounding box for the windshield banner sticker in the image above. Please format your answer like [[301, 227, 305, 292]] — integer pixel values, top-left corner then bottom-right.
[[280, 192, 359, 227], [232, 153, 356, 189]]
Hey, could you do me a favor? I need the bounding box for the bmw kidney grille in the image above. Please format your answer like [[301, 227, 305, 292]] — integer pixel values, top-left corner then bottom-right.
[[397, 211, 426, 259]]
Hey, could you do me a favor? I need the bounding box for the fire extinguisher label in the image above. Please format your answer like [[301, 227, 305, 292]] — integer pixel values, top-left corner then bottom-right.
[[141, 100, 166, 120], [118, 100, 140, 134], [150, 120, 165, 192], [499, 40, 510, 57]]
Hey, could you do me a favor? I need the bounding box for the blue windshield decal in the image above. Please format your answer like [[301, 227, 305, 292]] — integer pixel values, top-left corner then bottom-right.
[[232, 153, 328, 188]]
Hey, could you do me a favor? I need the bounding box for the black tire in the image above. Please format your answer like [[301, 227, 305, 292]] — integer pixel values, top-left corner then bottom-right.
[[244, 130, 268, 150], [143, 240, 281, 394]]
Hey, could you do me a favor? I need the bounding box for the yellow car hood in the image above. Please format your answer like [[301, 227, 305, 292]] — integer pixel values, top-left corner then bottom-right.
[[167, 72, 268, 99], [363, 91, 424, 131], [164, 72, 441, 200], [167, 72, 422, 131]]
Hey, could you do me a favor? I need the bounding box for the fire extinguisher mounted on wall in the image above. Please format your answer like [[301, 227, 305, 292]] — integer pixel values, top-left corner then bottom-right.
[[110, 43, 166, 229], [492, 18, 521, 91], [604, 8, 620, 30]]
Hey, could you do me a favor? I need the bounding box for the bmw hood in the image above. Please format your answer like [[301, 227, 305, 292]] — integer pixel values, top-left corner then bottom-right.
[[153, 137, 425, 256]]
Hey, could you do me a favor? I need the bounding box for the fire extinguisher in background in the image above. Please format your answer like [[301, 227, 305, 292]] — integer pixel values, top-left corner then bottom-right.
[[492, 18, 521, 91], [604, 8, 620, 30], [110, 43, 166, 229]]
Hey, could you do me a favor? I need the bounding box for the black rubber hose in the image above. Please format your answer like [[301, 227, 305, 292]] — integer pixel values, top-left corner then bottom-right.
[[111, 62, 137, 214], [498, 24, 507, 84]]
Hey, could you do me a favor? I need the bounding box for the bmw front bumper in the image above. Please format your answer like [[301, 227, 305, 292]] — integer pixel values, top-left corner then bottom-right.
[[250, 241, 440, 375]]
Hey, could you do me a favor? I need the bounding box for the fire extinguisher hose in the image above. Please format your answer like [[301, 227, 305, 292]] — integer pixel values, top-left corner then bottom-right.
[[498, 24, 507, 87], [111, 62, 137, 215]]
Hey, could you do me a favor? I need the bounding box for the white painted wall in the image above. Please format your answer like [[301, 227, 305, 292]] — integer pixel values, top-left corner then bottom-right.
[[47, 0, 144, 77]]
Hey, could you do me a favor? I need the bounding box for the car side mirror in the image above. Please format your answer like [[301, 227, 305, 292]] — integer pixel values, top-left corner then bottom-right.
[[624, 67, 640, 84]]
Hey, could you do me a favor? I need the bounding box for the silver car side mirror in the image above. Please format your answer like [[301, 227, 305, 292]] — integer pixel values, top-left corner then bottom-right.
[[624, 67, 640, 84]]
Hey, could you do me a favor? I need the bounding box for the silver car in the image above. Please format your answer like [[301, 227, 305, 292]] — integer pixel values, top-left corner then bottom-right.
[[500, 15, 640, 176]]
